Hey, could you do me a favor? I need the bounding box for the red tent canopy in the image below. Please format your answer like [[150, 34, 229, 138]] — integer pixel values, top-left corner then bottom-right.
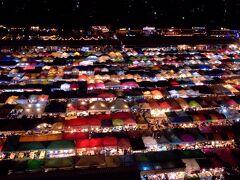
[[102, 137, 118, 147], [68, 104, 78, 111], [124, 118, 136, 125], [89, 138, 103, 147], [149, 101, 161, 109], [87, 83, 96, 89], [95, 114, 111, 120], [227, 131, 235, 139], [63, 132, 88, 140], [98, 92, 116, 99], [234, 54, 240, 59], [159, 101, 171, 109], [118, 138, 131, 148], [42, 52, 51, 57], [75, 132, 89, 139], [170, 80, 179, 86], [78, 105, 88, 111], [76, 139, 90, 148], [65, 118, 89, 126], [78, 74, 87, 81], [70, 83, 79, 90], [215, 113, 225, 120], [88, 118, 102, 126], [198, 114, 207, 122], [111, 112, 133, 120], [215, 148, 237, 166]]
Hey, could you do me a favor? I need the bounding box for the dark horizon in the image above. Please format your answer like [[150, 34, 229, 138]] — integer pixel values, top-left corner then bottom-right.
[[0, 0, 240, 29]]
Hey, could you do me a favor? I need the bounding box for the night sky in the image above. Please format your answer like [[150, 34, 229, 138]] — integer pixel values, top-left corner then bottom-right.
[[0, 0, 240, 28]]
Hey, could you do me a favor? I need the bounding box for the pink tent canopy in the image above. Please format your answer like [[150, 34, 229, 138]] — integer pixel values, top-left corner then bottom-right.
[[227, 99, 238, 107], [95, 82, 105, 89]]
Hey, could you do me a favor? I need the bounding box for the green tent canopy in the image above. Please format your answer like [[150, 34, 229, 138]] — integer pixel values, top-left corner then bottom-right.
[[26, 159, 44, 171], [45, 157, 74, 169], [148, 151, 180, 162], [178, 150, 205, 159], [188, 100, 201, 108], [134, 153, 149, 162], [10, 160, 28, 172], [47, 140, 74, 150], [18, 142, 45, 151]]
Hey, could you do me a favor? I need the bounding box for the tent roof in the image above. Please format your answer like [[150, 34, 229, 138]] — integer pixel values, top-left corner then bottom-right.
[[27, 159, 44, 171], [111, 112, 133, 119], [178, 150, 205, 159], [89, 138, 103, 147], [63, 132, 88, 140], [112, 119, 124, 126], [65, 118, 88, 127], [9, 160, 28, 172], [129, 138, 145, 151], [157, 135, 170, 144], [52, 122, 64, 131], [44, 101, 66, 113], [97, 92, 116, 98], [44, 157, 74, 169], [152, 160, 185, 171], [75, 155, 106, 168], [124, 118, 136, 125], [89, 101, 108, 111], [47, 140, 74, 150], [118, 138, 131, 148], [88, 118, 101, 126], [142, 136, 158, 147], [103, 137, 117, 147], [2, 135, 20, 152], [19, 134, 62, 142], [110, 99, 129, 110], [17, 142, 45, 151], [76, 139, 90, 148], [148, 151, 180, 162]]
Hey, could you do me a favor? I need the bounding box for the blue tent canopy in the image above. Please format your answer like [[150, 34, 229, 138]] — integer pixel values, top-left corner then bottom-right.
[[198, 64, 211, 70], [101, 120, 113, 127]]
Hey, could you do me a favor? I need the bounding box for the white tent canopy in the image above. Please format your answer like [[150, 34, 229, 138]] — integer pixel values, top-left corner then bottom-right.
[[182, 158, 200, 173], [110, 99, 129, 110], [142, 136, 158, 147]]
